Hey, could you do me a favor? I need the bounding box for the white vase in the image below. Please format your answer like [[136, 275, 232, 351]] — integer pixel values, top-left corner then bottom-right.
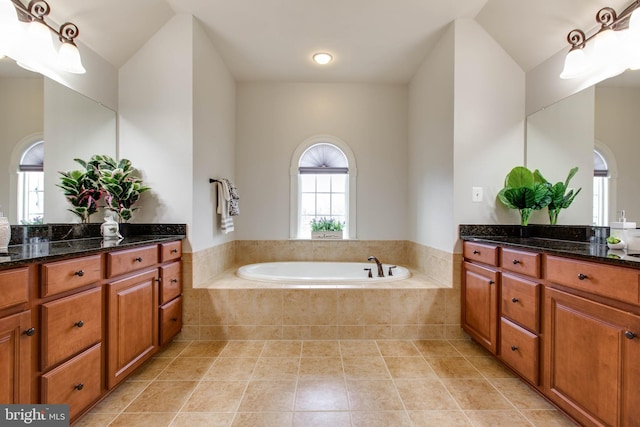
[[0, 217, 10, 253]]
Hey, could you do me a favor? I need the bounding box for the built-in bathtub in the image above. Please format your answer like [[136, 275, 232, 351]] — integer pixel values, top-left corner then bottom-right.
[[237, 261, 411, 283]]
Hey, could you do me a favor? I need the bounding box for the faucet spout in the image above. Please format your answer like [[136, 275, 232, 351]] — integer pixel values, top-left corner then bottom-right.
[[367, 256, 385, 277]]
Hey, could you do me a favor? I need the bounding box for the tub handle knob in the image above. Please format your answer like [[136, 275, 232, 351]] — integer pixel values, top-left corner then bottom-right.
[[363, 268, 373, 278], [388, 265, 397, 276]]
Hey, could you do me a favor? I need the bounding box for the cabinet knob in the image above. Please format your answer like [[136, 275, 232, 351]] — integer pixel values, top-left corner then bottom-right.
[[171, 317, 178, 322], [488, 280, 495, 285], [171, 249, 178, 254], [155, 278, 162, 283], [577, 273, 588, 280], [511, 345, 518, 351], [23, 327, 36, 337], [473, 250, 480, 255], [171, 278, 178, 283], [512, 259, 520, 265], [74, 270, 84, 277], [511, 297, 519, 303], [74, 320, 84, 328], [74, 383, 84, 391], [135, 257, 143, 262], [625, 330, 637, 340]]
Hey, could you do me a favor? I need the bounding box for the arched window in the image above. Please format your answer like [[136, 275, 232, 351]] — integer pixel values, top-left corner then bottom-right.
[[290, 136, 357, 239], [18, 141, 44, 224], [593, 148, 609, 226]]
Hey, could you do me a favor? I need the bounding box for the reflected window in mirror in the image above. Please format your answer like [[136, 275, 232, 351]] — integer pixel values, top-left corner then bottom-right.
[[18, 141, 44, 225], [593, 149, 610, 227]]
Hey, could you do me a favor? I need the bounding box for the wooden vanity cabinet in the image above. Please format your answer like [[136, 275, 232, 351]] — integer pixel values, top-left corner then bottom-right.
[[106, 251, 159, 389], [158, 241, 183, 345], [0, 267, 35, 404]]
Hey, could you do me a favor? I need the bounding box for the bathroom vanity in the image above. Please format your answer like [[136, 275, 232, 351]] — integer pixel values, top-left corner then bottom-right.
[[0, 224, 185, 422], [461, 225, 640, 427]]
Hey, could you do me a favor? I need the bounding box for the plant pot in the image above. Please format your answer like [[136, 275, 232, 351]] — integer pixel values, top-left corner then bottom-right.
[[519, 226, 531, 238], [311, 231, 343, 239]]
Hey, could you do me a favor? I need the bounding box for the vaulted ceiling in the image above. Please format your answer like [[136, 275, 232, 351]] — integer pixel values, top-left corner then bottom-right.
[[38, 0, 639, 82]]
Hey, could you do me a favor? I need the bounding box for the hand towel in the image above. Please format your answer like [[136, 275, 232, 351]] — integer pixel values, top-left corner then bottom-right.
[[216, 180, 234, 233]]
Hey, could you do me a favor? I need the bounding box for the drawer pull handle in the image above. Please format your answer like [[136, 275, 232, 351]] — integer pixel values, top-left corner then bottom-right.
[[74, 320, 84, 328], [155, 278, 162, 283], [74, 383, 84, 391], [488, 280, 495, 285], [74, 270, 84, 277], [171, 278, 178, 283], [511, 345, 518, 351], [171, 249, 178, 254], [512, 259, 520, 265], [171, 317, 178, 322], [23, 327, 36, 337], [577, 273, 588, 280], [511, 297, 519, 303], [625, 331, 637, 340], [473, 250, 480, 255], [135, 257, 143, 262]]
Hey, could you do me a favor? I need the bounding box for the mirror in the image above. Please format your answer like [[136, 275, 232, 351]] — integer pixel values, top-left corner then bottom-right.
[[0, 58, 117, 225], [526, 69, 640, 227]]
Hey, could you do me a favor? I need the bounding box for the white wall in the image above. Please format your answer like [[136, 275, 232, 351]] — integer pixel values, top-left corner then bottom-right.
[[452, 19, 526, 245], [44, 79, 117, 223], [0, 77, 42, 222], [526, 87, 594, 225], [235, 83, 408, 240], [191, 18, 236, 251], [408, 24, 455, 251], [119, 15, 194, 233], [596, 86, 640, 224]]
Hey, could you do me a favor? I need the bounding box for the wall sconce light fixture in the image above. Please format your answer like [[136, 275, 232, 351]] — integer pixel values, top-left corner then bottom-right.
[[561, 1, 640, 79], [0, 0, 85, 74]]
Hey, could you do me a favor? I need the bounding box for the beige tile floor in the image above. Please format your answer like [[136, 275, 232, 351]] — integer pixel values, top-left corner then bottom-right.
[[76, 339, 577, 427]]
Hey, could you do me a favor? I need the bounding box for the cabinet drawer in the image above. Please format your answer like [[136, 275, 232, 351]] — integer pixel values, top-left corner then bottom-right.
[[545, 255, 640, 304], [501, 273, 540, 332], [0, 267, 29, 310], [500, 318, 539, 385], [463, 242, 499, 266], [107, 245, 158, 278], [160, 262, 182, 305], [501, 248, 541, 278], [41, 343, 102, 421], [160, 241, 182, 263], [41, 255, 102, 297], [160, 295, 182, 345], [41, 287, 102, 370]]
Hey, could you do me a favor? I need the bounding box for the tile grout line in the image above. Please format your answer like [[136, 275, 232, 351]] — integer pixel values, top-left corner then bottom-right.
[[374, 339, 413, 423]]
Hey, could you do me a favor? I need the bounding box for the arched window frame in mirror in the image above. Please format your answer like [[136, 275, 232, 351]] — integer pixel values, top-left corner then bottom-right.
[[290, 135, 358, 239], [9, 133, 44, 225], [593, 140, 618, 227]]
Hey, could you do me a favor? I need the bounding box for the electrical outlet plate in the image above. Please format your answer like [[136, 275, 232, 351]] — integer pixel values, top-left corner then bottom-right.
[[472, 187, 483, 202]]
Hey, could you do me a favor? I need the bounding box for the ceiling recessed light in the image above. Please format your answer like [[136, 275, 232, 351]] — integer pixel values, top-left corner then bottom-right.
[[313, 52, 333, 65]]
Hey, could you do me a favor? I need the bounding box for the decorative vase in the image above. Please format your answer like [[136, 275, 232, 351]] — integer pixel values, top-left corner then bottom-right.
[[0, 217, 10, 253]]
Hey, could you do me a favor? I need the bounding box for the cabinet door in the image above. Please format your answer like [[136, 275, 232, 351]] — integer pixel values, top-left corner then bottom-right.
[[0, 311, 33, 403], [107, 269, 158, 389], [545, 287, 640, 427], [462, 261, 499, 354]]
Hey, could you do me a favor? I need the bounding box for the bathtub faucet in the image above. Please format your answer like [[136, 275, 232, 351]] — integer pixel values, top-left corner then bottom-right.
[[367, 256, 385, 277]]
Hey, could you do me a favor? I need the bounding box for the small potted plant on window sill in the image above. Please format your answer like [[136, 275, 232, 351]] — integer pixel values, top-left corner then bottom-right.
[[310, 217, 345, 239]]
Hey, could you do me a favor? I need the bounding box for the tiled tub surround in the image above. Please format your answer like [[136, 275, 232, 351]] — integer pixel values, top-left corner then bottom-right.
[[180, 240, 462, 341]]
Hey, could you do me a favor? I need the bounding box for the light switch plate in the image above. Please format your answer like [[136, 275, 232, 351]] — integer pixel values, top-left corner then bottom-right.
[[472, 187, 483, 202]]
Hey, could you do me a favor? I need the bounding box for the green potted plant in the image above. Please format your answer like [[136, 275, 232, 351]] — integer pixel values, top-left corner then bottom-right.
[[498, 166, 551, 227], [56, 158, 104, 223], [97, 156, 150, 223], [310, 217, 345, 239], [534, 167, 582, 225]]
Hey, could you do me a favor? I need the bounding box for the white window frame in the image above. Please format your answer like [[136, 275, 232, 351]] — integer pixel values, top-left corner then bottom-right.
[[290, 135, 357, 239], [9, 133, 44, 224], [594, 141, 618, 227]]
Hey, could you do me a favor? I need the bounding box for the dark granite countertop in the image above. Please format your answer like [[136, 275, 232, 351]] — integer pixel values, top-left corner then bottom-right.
[[460, 224, 640, 269], [0, 223, 186, 270]]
